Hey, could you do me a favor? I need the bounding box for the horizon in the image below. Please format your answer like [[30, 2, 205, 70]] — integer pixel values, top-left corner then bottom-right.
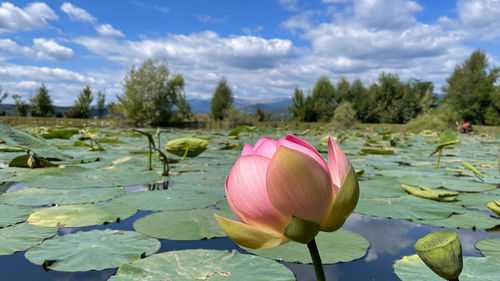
[[0, 0, 499, 106]]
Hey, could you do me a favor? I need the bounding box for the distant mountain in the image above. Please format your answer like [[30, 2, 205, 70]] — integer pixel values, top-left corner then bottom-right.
[[188, 97, 291, 115]]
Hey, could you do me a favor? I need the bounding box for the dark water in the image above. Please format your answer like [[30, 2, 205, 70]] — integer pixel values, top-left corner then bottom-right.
[[2, 205, 499, 281]]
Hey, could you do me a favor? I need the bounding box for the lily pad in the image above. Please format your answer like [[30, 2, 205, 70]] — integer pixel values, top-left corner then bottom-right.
[[0, 223, 57, 255], [109, 249, 295, 281], [456, 193, 500, 211], [113, 189, 221, 211], [355, 195, 465, 220], [27, 202, 136, 227], [476, 239, 500, 263], [133, 209, 234, 240], [0, 187, 125, 206], [394, 254, 500, 281], [359, 178, 407, 198], [25, 229, 160, 272], [243, 229, 369, 264], [398, 176, 496, 193], [416, 210, 500, 229], [0, 204, 32, 227]]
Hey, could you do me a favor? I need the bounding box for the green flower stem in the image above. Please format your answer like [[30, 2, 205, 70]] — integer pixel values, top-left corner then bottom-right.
[[148, 141, 152, 170], [307, 238, 326, 281], [435, 149, 442, 168]]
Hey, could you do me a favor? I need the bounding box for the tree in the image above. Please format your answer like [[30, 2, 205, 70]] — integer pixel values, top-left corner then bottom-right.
[[288, 86, 305, 121], [67, 85, 93, 118], [311, 76, 336, 122], [175, 92, 192, 120], [332, 101, 357, 129], [210, 77, 233, 120], [96, 90, 106, 118], [117, 58, 184, 125], [336, 77, 351, 102], [30, 83, 54, 117], [12, 94, 29, 116], [442, 50, 500, 124], [0, 86, 7, 104]]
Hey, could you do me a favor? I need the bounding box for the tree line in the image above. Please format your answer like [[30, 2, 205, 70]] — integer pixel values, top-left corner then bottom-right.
[[1, 49, 498, 128]]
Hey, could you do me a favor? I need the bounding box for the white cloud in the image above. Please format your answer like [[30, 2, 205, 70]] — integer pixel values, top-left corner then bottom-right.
[[0, 63, 92, 83], [0, 38, 74, 61], [60, 2, 96, 23], [352, 0, 423, 30], [281, 10, 316, 34], [195, 14, 225, 24], [0, 2, 58, 33], [457, 0, 500, 40], [95, 24, 125, 37], [74, 31, 295, 70], [278, 0, 300, 11]]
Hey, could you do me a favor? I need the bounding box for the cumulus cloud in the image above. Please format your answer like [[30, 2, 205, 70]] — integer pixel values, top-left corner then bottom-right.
[[74, 31, 295, 69], [95, 24, 125, 37], [281, 10, 316, 34], [457, 0, 500, 40], [278, 0, 300, 11], [0, 2, 58, 33], [0, 38, 74, 61], [60, 2, 96, 23], [0, 63, 92, 83]]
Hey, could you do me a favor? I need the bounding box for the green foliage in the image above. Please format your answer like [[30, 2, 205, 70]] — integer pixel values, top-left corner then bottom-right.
[[406, 104, 461, 131], [30, 83, 54, 117], [224, 106, 256, 126], [174, 92, 192, 120], [332, 101, 357, 129], [12, 94, 29, 117], [210, 77, 233, 120], [117, 58, 185, 126], [442, 50, 500, 124], [311, 76, 336, 122], [66, 85, 93, 118], [288, 86, 305, 121], [96, 90, 106, 118]]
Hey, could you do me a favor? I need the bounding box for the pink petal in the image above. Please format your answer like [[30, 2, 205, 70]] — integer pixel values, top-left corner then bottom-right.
[[241, 144, 254, 156], [254, 137, 278, 158], [267, 146, 333, 224], [328, 137, 351, 190], [225, 155, 288, 233], [278, 135, 329, 173]]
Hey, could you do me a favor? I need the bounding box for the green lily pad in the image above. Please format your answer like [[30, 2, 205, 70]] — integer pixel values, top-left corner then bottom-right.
[[109, 249, 295, 281], [27, 202, 136, 227], [133, 209, 235, 240], [398, 176, 496, 193], [18, 166, 163, 189], [394, 254, 500, 281], [25, 229, 160, 272], [0, 223, 57, 255], [113, 189, 221, 211], [416, 210, 500, 229], [40, 129, 79, 139], [243, 229, 369, 264], [476, 239, 500, 263], [0, 187, 125, 206], [359, 178, 407, 198], [0, 204, 32, 227], [456, 193, 500, 211], [400, 184, 458, 202], [355, 195, 466, 220], [0, 123, 69, 160]]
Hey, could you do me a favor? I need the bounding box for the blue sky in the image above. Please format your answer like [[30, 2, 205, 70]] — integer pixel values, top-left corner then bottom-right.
[[1, 0, 500, 106]]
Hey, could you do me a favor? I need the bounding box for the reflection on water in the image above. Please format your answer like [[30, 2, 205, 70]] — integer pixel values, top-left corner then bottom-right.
[[1, 200, 500, 280]]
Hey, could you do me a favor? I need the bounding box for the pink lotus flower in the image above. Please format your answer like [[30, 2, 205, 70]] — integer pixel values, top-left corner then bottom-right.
[[215, 135, 359, 249]]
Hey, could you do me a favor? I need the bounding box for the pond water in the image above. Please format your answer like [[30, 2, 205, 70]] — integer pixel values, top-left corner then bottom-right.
[[1, 191, 499, 281], [1, 126, 499, 280]]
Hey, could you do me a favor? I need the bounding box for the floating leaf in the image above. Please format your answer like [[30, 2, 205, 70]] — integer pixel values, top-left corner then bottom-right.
[[27, 202, 136, 227], [165, 137, 208, 158], [456, 193, 500, 211], [416, 210, 500, 229], [113, 189, 221, 211], [400, 184, 458, 202], [0, 204, 32, 227], [361, 148, 394, 154], [394, 254, 500, 281], [0, 187, 124, 206], [359, 178, 408, 198], [40, 129, 79, 139], [0, 223, 57, 256], [0, 123, 69, 159], [355, 195, 465, 220], [8, 154, 57, 168], [243, 229, 368, 264], [109, 249, 295, 281], [476, 239, 500, 263], [133, 209, 235, 240], [25, 229, 160, 272]]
